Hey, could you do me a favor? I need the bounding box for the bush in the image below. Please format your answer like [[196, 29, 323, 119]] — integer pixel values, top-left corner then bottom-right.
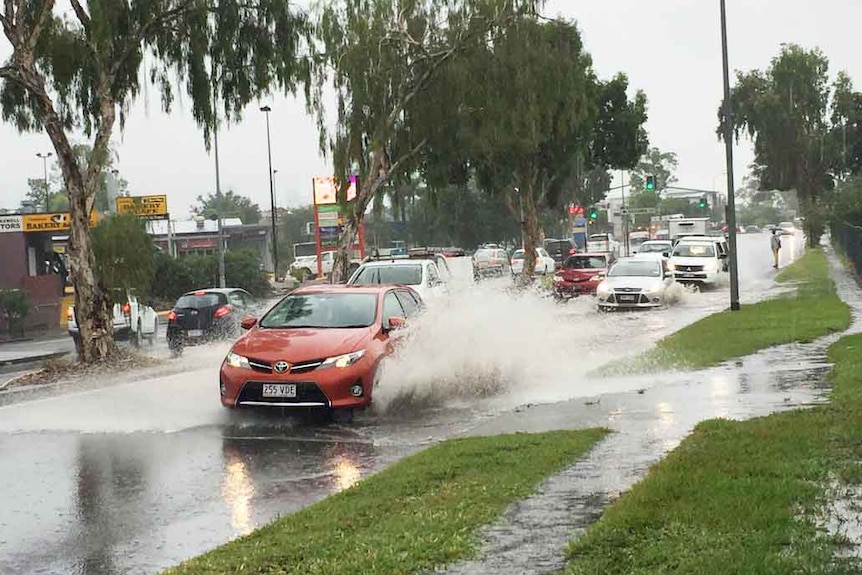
[[0, 289, 29, 338], [151, 250, 271, 302]]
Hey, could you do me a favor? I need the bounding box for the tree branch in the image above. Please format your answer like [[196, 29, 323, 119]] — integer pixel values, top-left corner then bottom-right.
[[25, 0, 54, 53], [0, 65, 16, 79], [69, 0, 90, 33]]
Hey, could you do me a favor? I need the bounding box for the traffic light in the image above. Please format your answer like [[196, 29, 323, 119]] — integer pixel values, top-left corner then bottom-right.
[[698, 196, 708, 209], [589, 206, 598, 220], [645, 175, 656, 192]]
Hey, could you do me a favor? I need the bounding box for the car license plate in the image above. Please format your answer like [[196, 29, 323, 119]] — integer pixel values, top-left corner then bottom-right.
[[682, 273, 697, 278], [618, 295, 636, 302], [262, 384, 297, 398], [187, 329, 203, 337]]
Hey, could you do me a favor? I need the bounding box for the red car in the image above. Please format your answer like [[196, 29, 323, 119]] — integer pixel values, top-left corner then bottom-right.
[[553, 253, 612, 298], [219, 285, 421, 419]]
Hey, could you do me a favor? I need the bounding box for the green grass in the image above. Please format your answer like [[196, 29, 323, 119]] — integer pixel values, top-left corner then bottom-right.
[[563, 333, 862, 574], [625, 248, 851, 371], [164, 429, 608, 575]]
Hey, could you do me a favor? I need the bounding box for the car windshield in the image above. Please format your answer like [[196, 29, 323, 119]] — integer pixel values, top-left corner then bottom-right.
[[350, 264, 423, 286], [638, 243, 670, 253], [608, 261, 660, 278], [674, 243, 715, 257], [512, 251, 525, 260], [260, 293, 377, 329], [175, 293, 221, 308], [473, 249, 494, 261], [564, 256, 606, 270]]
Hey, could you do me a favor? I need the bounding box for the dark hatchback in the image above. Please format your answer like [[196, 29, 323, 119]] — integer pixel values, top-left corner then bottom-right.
[[167, 288, 253, 355]]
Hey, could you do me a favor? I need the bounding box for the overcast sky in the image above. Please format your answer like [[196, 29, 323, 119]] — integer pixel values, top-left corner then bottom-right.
[[2, 0, 862, 218]]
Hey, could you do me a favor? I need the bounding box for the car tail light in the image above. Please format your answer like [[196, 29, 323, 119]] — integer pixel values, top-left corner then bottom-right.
[[167, 310, 177, 322], [213, 305, 232, 318], [569, 248, 577, 254], [194, 290, 207, 295], [66, 306, 73, 321], [122, 303, 131, 315]]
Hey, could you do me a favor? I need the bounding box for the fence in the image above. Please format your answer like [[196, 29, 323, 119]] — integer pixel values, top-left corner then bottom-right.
[[832, 221, 862, 281]]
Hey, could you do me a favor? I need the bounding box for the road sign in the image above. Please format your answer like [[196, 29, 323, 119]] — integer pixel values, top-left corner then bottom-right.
[[0, 215, 23, 233], [116, 195, 169, 220], [625, 207, 658, 215]]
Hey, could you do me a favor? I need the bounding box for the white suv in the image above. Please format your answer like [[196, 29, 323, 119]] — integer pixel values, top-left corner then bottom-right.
[[670, 240, 723, 285], [347, 258, 448, 302]]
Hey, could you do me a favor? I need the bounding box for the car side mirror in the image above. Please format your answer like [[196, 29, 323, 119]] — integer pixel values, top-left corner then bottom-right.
[[386, 316, 407, 331], [240, 317, 258, 330], [662, 252, 670, 258]]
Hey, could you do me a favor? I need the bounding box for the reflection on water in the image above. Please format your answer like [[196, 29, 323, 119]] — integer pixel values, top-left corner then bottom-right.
[[330, 452, 362, 491], [652, 401, 679, 452], [709, 374, 734, 419], [221, 446, 255, 537]]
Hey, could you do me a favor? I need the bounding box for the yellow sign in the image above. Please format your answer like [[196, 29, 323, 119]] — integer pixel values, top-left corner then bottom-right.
[[22, 211, 99, 233], [116, 195, 169, 219]]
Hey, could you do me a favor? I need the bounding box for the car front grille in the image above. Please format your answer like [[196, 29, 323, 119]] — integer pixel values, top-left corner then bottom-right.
[[237, 381, 330, 406], [245, 358, 325, 374], [676, 265, 704, 272]]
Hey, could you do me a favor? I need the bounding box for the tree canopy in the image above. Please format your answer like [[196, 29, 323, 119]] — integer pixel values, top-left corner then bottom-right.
[[194, 190, 261, 224], [91, 214, 155, 302]]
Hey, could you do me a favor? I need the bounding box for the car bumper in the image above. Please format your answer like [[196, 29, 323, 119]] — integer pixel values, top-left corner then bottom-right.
[[554, 281, 598, 296], [673, 271, 718, 284], [220, 361, 374, 410], [597, 293, 663, 309]]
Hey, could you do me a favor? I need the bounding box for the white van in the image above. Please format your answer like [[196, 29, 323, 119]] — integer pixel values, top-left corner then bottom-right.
[[670, 240, 723, 285]]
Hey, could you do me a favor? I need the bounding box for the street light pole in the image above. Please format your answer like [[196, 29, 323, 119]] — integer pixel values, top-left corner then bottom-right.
[[213, 96, 226, 288], [261, 105, 278, 281], [36, 152, 52, 212], [720, 0, 741, 311]]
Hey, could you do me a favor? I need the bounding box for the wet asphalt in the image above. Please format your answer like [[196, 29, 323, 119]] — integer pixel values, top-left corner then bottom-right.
[[0, 232, 816, 575]]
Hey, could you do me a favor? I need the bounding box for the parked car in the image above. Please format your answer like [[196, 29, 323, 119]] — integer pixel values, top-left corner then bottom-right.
[[633, 240, 673, 257], [596, 257, 675, 311], [510, 247, 556, 276], [778, 221, 795, 236], [67, 293, 158, 349], [347, 258, 447, 303], [166, 288, 254, 356], [544, 238, 578, 270], [553, 253, 611, 298], [670, 240, 724, 285], [745, 225, 762, 234], [290, 252, 361, 281], [472, 247, 513, 278], [219, 284, 422, 420]]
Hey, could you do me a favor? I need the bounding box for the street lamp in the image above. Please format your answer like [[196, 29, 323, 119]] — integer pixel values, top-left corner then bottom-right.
[[36, 152, 52, 212], [720, 0, 741, 311], [260, 105, 278, 281]]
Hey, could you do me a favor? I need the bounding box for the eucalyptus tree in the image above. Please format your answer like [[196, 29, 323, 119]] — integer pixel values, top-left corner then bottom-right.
[[720, 44, 857, 246], [1, 1, 310, 362], [457, 17, 647, 280], [313, 0, 537, 282]]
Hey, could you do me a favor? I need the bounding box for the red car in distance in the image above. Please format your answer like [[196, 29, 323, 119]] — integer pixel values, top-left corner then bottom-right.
[[219, 284, 421, 420], [553, 253, 612, 299]]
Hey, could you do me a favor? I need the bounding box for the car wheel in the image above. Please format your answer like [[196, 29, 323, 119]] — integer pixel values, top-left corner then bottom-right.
[[168, 336, 183, 358]]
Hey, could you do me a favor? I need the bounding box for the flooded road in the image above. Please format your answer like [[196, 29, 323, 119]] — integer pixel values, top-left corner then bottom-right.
[[0, 232, 807, 575]]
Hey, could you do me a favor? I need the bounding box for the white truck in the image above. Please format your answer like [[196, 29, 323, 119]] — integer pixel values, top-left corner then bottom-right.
[[67, 293, 158, 348], [668, 218, 710, 241], [290, 251, 362, 281]]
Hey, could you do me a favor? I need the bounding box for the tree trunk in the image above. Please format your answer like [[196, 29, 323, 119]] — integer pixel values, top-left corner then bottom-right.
[[521, 187, 540, 285], [331, 218, 360, 283]]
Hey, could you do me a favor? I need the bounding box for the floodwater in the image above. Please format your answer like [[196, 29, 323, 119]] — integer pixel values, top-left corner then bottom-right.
[[0, 232, 815, 575]]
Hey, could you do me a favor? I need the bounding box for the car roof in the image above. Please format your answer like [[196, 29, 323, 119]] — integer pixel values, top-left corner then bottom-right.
[[677, 235, 723, 242], [641, 240, 672, 244], [358, 259, 427, 267], [291, 284, 397, 296], [567, 252, 609, 258], [183, 287, 249, 295]]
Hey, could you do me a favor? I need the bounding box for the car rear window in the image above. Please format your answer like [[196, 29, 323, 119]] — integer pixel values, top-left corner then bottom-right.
[[175, 293, 222, 308], [564, 256, 606, 270], [350, 264, 423, 286]]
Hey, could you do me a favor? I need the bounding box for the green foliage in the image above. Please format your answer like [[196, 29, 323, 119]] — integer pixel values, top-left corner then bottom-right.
[[629, 146, 678, 193], [721, 44, 862, 245], [565, 333, 862, 574], [163, 429, 607, 575], [151, 250, 270, 301], [0, 289, 29, 337], [831, 175, 862, 226], [91, 214, 155, 301], [194, 190, 261, 225]]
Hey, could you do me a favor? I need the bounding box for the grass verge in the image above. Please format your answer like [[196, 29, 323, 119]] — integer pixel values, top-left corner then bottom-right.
[[622, 248, 850, 372], [164, 428, 608, 575], [563, 333, 862, 574]]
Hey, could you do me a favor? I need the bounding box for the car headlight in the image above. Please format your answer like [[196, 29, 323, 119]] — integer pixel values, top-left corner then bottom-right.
[[596, 284, 611, 296], [553, 275, 564, 282], [589, 274, 605, 282], [225, 351, 251, 369], [319, 349, 366, 369]]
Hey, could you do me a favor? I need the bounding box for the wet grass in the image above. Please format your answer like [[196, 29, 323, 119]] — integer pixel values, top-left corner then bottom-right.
[[563, 333, 862, 574], [622, 248, 851, 372], [163, 428, 607, 575]]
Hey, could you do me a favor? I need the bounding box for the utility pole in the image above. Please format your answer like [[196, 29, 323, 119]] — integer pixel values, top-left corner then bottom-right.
[[261, 105, 278, 281], [720, 0, 741, 311], [36, 152, 52, 212], [213, 95, 226, 288]]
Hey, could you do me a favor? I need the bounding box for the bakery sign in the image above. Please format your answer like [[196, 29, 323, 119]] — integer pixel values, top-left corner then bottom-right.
[[21, 211, 99, 232], [0, 215, 23, 233], [116, 194, 169, 220]]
